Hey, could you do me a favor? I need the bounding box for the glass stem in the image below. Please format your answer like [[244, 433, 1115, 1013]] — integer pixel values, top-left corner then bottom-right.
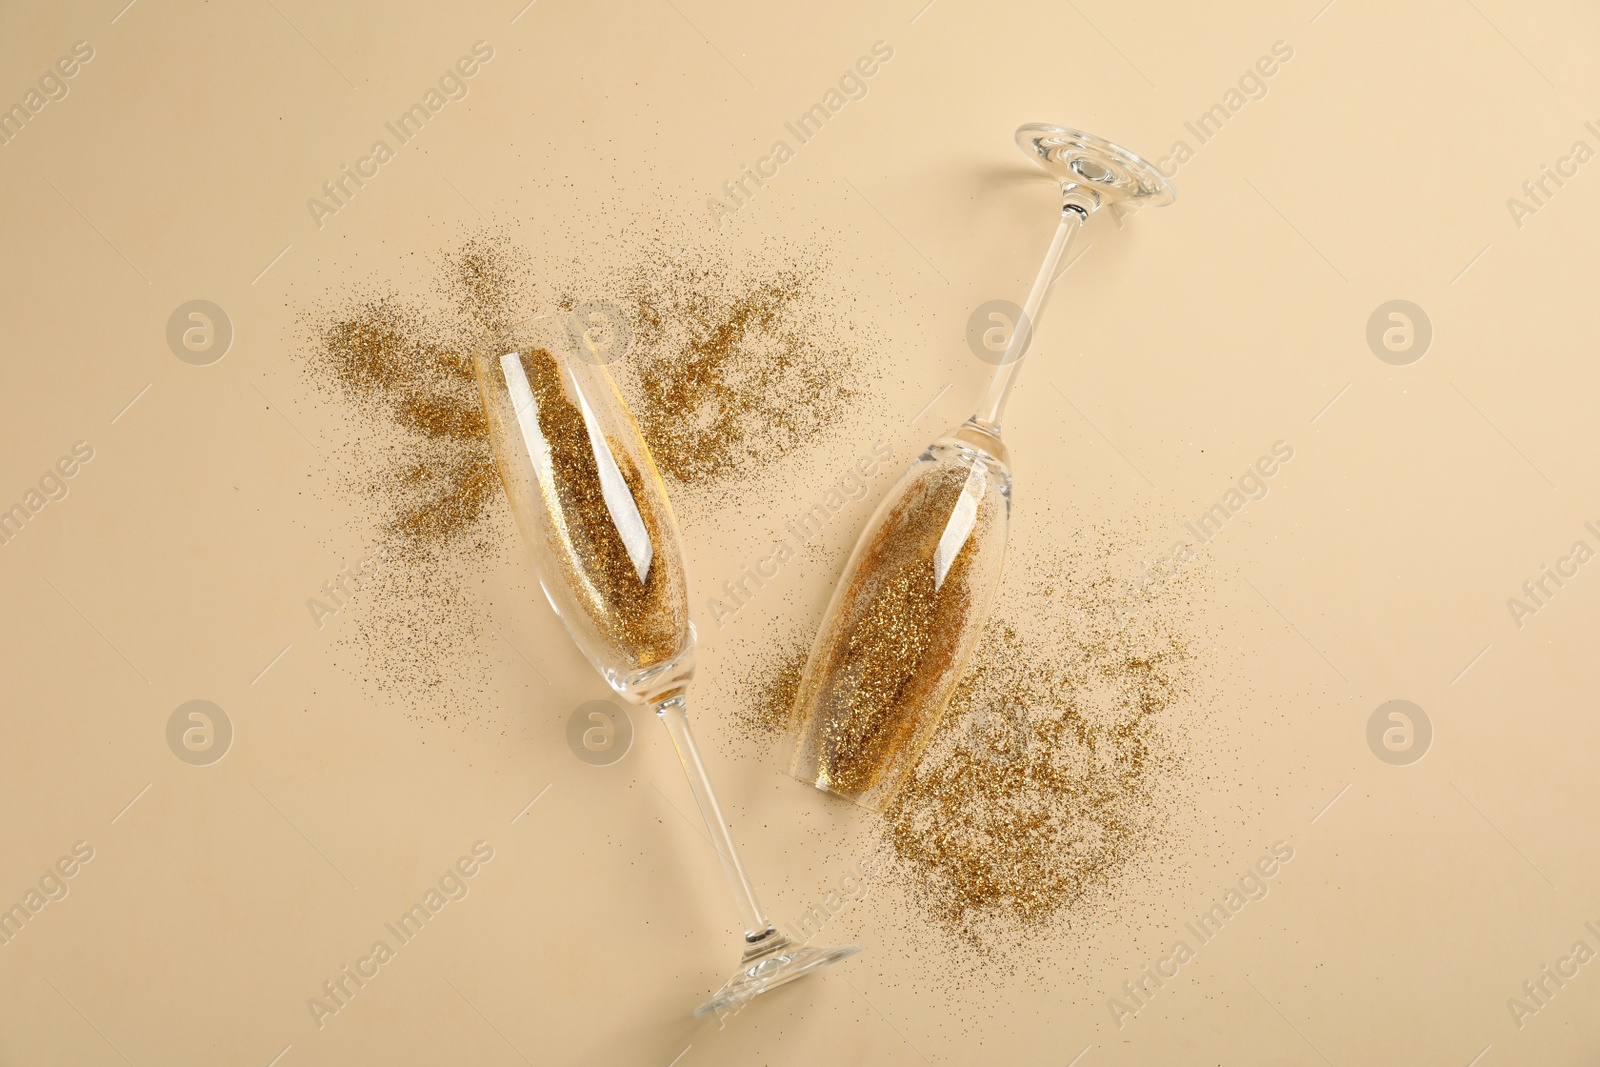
[[655, 694, 777, 944], [971, 203, 1089, 431]]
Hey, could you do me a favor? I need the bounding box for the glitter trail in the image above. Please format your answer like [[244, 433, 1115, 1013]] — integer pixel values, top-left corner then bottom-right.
[[624, 253, 862, 487], [879, 548, 1200, 945]]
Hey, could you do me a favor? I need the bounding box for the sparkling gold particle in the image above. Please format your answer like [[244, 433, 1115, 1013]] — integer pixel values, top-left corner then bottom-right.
[[313, 298, 499, 552]]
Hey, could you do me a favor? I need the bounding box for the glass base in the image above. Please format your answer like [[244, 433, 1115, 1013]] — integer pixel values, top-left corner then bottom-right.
[[1014, 123, 1175, 209], [694, 930, 860, 1018]]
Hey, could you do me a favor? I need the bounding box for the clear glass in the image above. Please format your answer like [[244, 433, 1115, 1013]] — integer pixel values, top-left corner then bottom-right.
[[475, 339, 858, 1017], [791, 124, 1176, 811], [789, 424, 1013, 810]]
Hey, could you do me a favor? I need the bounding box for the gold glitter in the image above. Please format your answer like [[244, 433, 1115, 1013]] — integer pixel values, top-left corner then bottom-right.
[[728, 635, 808, 743], [299, 296, 503, 718], [481, 346, 688, 669], [315, 298, 499, 547], [623, 252, 862, 487], [879, 544, 1201, 947], [790, 449, 1008, 808], [448, 233, 533, 348]]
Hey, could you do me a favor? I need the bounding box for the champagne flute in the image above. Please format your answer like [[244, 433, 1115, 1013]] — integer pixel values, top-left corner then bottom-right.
[[474, 335, 858, 1018], [790, 124, 1175, 810]]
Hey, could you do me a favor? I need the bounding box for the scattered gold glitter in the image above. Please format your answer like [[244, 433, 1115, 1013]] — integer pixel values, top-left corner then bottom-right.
[[299, 296, 502, 717], [878, 543, 1202, 947], [623, 251, 862, 488], [315, 298, 498, 544], [728, 634, 808, 743], [447, 233, 535, 348], [790, 450, 1008, 809]]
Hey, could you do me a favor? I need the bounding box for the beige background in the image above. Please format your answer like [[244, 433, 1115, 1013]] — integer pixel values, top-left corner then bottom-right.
[[3, 0, 1599, 1064]]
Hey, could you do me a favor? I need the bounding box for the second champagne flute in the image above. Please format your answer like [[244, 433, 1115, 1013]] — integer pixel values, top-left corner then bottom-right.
[[790, 124, 1176, 810]]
